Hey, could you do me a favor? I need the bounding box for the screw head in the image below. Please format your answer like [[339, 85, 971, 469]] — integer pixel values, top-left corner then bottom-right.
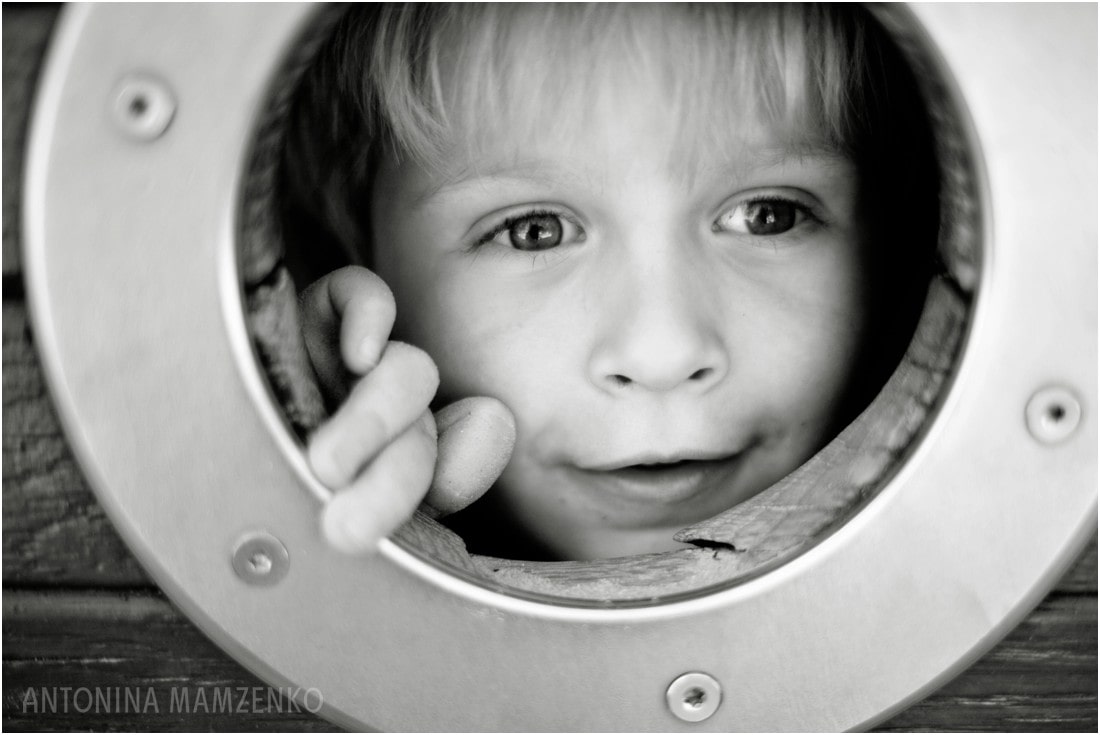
[[112, 74, 176, 141], [1026, 385, 1082, 444], [666, 672, 722, 723], [232, 531, 289, 586]]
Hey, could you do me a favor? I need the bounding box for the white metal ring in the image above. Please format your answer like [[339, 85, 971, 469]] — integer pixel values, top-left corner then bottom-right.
[[24, 4, 1096, 730]]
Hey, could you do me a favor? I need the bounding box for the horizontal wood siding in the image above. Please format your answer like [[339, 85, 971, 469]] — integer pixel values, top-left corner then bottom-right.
[[3, 4, 1095, 732]]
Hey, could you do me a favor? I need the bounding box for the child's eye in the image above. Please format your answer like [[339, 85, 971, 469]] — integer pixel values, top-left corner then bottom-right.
[[714, 198, 815, 236], [479, 211, 585, 251]]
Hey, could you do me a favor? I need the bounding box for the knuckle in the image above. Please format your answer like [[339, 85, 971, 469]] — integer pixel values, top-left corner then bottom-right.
[[340, 266, 393, 302], [374, 429, 435, 500], [344, 391, 389, 439], [353, 277, 396, 318], [371, 277, 397, 313], [307, 423, 354, 487]]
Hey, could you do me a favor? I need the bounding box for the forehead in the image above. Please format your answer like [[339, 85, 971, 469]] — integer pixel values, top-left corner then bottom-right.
[[403, 4, 841, 182]]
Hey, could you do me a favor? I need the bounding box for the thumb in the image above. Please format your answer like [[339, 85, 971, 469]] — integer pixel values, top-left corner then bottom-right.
[[424, 397, 516, 517]]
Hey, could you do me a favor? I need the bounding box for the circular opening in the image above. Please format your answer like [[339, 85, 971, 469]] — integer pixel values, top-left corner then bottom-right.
[[239, 4, 983, 605]]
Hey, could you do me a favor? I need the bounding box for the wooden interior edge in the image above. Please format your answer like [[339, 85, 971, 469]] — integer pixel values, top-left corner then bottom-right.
[[451, 277, 967, 601], [240, 4, 982, 603]]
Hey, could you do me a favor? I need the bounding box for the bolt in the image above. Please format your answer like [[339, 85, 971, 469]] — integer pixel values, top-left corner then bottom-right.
[[1026, 385, 1082, 445], [666, 672, 722, 723], [232, 532, 289, 586], [248, 552, 273, 576], [111, 74, 176, 141]]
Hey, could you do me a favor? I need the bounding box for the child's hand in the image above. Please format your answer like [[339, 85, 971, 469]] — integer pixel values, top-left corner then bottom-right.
[[300, 266, 516, 554]]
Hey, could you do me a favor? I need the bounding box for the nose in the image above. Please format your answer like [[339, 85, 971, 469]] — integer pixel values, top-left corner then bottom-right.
[[587, 254, 730, 395]]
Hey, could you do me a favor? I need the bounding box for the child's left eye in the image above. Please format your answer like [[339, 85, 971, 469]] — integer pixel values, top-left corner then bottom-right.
[[479, 211, 585, 251], [714, 198, 815, 236]]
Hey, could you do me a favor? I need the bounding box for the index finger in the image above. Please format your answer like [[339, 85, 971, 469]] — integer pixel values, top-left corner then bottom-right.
[[303, 266, 396, 375]]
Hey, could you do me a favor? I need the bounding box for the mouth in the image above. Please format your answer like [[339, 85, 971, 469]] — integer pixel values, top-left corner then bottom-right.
[[590, 451, 737, 472], [576, 450, 750, 506]]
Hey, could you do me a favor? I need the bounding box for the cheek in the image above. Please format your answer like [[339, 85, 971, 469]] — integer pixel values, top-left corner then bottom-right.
[[387, 264, 576, 410], [738, 243, 871, 422]]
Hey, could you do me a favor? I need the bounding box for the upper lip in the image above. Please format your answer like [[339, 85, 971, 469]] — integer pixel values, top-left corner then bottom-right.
[[583, 450, 741, 472]]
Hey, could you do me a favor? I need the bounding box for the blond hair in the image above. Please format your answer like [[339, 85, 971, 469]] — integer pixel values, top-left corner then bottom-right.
[[284, 3, 935, 269]]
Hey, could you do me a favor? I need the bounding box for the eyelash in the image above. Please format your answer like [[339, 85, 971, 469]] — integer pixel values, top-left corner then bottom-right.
[[713, 194, 823, 237], [474, 208, 584, 250], [469, 194, 821, 258]]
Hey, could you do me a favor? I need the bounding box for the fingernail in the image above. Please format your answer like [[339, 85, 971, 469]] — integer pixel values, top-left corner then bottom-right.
[[433, 399, 474, 433]]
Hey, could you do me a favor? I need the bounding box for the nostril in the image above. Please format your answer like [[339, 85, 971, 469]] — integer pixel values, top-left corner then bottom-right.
[[689, 368, 712, 381], [610, 374, 632, 387]]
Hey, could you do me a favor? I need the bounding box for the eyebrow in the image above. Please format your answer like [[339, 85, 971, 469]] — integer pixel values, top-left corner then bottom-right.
[[412, 145, 851, 209], [411, 161, 596, 210], [694, 144, 850, 177]]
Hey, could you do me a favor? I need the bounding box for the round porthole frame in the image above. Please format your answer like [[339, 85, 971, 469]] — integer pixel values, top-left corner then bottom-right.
[[23, 4, 1096, 731]]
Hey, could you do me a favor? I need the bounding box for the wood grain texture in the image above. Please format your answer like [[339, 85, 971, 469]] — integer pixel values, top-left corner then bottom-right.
[[4, 318, 1094, 732], [3, 4, 1095, 732], [5, 291, 1096, 594], [2, 591, 331, 732], [471, 278, 966, 599], [2, 4, 58, 279], [3, 303, 151, 587], [3, 589, 1094, 732], [874, 591, 1098, 732]]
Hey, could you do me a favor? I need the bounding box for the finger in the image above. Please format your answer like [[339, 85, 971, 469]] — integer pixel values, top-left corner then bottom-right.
[[299, 276, 349, 399], [308, 341, 439, 488], [425, 397, 517, 517], [328, 267, 396, 374], [321, 411, 438, 554], [300, 267, 396, 399]]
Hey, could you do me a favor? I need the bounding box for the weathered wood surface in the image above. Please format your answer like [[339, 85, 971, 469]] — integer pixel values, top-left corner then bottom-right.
[[1, 4, 56, 280], [2, 588, 1095, 732], [5, 291, 1097, 730], [3, 4, 1096, 732], [4, 303, 151, 587], [477, 277, 968, 598], [9, 294, 1096, 593], [3, 591, 332, 732]]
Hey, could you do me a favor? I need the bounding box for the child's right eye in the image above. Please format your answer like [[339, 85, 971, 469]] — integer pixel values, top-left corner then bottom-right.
[[478, 210, 586, 252]]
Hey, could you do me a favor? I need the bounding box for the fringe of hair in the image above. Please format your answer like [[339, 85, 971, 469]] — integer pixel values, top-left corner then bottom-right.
[[283, 3, 922, 261]]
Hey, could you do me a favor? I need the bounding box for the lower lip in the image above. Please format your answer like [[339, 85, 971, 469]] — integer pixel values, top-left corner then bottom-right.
[[576, 457, 744, 506]]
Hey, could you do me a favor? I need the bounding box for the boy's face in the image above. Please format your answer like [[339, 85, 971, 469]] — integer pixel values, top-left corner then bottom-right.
[[371, 56, 873, 560]]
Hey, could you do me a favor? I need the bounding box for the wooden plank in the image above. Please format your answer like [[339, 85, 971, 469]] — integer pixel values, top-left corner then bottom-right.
[[2, 5, 1094, 730], [2, 591, 331, 732], [2, 589, 1094, 732], [4, 3, 1090, 598], [5, 289, 1094, 729], [874, 592, 1098, 732], [1058, 534, 1097, 594], [414, 279, 972, 598], [3, 302, 151, 587], [2, 5, 60, 279]]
